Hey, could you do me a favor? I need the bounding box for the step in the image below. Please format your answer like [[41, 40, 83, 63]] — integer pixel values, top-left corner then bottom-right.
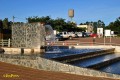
[[43, 48, 103, 59], [70, 54, 120, 69], [51, 48, 115, 63], [67, 52, 113, 63]]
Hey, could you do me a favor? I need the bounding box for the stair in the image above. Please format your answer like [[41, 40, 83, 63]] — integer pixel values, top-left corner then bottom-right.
[[51, 48, 115, 63], [69, 54, 120, 69]]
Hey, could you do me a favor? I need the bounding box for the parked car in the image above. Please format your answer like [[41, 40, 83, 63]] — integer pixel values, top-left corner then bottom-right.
[[85, 32, 92, 37], [67, 32, 76, 39], [90, 33, 98, 37], [75, 32, 82, 37], [58, 32, 76, 40], [55, 34, 64, 41], [59, 32, 69, 39]]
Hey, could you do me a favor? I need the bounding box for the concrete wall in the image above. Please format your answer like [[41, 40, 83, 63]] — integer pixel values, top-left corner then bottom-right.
[[114, 46, 120, 53], [0, 55, 120, 79], [2, 45, 120, 55], [72, 45, 120, 53], [2, 47, 45, 54]]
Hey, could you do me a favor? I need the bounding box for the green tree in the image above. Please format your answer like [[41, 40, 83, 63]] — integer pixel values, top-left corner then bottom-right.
[[3, 18, 9, 29], [0, 20, 3, 29], [0, 20, 3, 34], [106, 17, 120, 33], [27, 16, 78, 32], [27, 16, 51, 24]]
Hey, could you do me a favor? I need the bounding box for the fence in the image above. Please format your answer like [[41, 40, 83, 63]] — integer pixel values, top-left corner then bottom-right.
[[46, 41, 120, 46], [1, 39, 120, 47], [0, 39, 11, 47]]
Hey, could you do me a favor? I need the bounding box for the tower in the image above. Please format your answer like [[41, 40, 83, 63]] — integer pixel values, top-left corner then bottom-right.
[[68, 9, 74, 22]]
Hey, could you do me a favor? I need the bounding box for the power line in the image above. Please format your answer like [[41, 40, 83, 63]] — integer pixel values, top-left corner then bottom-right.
[[15, 17, 26, 20], [12, 16, 27, 23]]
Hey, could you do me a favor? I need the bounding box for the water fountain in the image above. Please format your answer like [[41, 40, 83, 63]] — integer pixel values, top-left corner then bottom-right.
[[1, 22, 120, 78], [44, 25, 62, 53], [11, 22, 61, 54]]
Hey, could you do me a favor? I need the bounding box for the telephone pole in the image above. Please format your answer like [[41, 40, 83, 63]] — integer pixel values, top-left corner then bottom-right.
[[13, 16, 15, 23]]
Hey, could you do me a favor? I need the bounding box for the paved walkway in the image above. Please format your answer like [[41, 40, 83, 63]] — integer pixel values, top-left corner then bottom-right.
[[0, 61, 118, 80], [67, 37, 120, 45]]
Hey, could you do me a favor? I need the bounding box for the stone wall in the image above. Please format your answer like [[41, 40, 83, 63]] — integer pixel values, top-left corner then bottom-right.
[[12, 23, 45, 48], [0, 55, 120, 79]]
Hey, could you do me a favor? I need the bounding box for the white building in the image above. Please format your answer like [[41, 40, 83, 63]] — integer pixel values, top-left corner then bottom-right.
[[97, 28, 103, 37], [77, 24, 93, 33], [105, 29, 111, 37]]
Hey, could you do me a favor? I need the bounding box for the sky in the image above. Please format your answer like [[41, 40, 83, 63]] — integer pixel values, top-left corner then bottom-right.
[[0, 0, 120, 25]]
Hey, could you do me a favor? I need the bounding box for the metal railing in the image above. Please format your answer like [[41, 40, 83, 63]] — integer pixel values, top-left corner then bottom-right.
[[1, 39, 120, 47], [46, 41, 120, 46]]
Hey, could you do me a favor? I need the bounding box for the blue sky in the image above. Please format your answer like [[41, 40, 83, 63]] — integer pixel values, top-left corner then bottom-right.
[[0, 0, 120, 25]]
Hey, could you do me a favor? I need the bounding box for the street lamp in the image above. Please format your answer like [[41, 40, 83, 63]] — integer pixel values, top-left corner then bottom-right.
[[104, 30, 105, 45]]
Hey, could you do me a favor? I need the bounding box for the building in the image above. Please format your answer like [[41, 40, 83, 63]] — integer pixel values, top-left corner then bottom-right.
[[77, 24, 93, 33]]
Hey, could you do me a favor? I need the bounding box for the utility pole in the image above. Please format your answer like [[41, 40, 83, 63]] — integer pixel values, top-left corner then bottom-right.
[[12, 16, 15, 24]]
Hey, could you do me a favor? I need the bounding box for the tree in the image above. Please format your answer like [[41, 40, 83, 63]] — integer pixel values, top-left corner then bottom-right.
[[2, 18, 9, 29], [106, 17, 120, 34], [27, 16, 79, 32], [97, 20, 105, 28], [27, 16, 51, 24], [0, 20, 3, 35], [0, 20, 3, 30]]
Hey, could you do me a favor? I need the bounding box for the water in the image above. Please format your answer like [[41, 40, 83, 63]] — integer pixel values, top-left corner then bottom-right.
[[69, 53, 120, 67], [100, 54, 120, 75], [42, 47, 103, 59], [45, 25, 55, 41], [42, 47, 120, 75]]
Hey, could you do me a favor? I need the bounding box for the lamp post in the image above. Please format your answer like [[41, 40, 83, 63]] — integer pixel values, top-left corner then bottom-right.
[[104, 30, 105, 45], [110, 31, 112, 45], [104, 35, 105, 45]]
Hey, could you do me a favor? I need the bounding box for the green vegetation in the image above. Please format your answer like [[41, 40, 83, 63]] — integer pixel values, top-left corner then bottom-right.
[[0, 16, 120, 39], [27, 16, 86, 32], [105, 17, 120, 34]]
